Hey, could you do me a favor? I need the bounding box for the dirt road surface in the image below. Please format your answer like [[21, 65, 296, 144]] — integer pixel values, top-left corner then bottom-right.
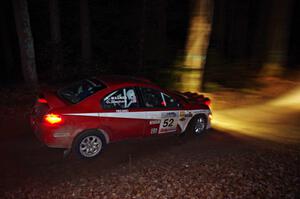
[[0, 116, 299, 198]]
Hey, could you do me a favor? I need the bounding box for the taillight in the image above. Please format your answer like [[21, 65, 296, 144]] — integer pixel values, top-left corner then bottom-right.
[[44, 113, 63, 125]]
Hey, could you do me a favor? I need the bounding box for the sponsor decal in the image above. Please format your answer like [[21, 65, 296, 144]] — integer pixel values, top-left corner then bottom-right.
[[161, 112, 177, 118], [116, 109, 128, 112], [185, 112, 193, 117], [149, 120, 161, 125], [106, 97, 126, 104], [150, 128, 158, 134], [179, 111, 185, 117], [179, 111, 192, 121], [159, 128, 176, 133]]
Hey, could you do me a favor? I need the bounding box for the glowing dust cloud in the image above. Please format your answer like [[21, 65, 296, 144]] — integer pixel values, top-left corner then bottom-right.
[[212, 86, 300, 144]]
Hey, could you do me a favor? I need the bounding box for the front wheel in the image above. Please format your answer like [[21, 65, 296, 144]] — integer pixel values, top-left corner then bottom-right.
[[190, 115, 207, 135], [73, 131, 105, 159]]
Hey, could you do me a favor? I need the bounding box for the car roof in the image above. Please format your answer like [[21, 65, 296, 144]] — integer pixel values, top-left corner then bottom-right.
[[96, 75, 156, 88]]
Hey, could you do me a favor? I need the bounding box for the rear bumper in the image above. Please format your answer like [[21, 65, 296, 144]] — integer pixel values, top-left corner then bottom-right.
[[31, 118, 71, 149]]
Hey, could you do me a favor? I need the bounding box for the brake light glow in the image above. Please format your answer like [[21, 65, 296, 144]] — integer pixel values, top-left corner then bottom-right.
[[38, 98, 48, 104], [44, 114, 62, 125]]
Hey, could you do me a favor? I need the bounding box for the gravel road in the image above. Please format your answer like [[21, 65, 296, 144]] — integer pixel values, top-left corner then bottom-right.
[[0, 125, 299, 199]]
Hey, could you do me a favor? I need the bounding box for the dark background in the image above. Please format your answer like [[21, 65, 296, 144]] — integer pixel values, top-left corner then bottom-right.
[[0, 0, 299, 87]]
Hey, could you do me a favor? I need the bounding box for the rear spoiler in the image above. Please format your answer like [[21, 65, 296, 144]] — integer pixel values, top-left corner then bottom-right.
[[38, 90, 68, 109], [182, 92, 211, 106]]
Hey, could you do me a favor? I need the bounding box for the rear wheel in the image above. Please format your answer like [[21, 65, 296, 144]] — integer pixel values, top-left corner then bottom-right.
[[73, 131, 106, 159]]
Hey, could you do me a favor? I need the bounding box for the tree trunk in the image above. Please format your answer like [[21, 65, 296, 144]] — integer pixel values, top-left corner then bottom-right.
[[262, 0, 293, 76], [183, 0, 214, 69], [140, 0, 167, 69], [80, 0, 92, 66], [156, 0, 167, 65], [180, 0, 214, 92], [49, 0, 63, 80], [139, 0, 146, 70], [12, 0, 38, 87], [0, 1, 14, 83]]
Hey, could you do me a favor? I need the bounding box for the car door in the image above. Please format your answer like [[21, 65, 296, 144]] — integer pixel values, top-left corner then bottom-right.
[[100, 87, 146, 141], [139, 87, 182, 136]]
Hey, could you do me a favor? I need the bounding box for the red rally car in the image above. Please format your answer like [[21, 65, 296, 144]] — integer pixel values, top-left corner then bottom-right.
[[30, 76, 212, 159]]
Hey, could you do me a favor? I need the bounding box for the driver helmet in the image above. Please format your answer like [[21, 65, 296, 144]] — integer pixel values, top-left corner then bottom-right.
[[126, 89, 136, 102]]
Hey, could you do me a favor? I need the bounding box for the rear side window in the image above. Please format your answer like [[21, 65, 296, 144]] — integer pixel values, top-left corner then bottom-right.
[[102, 87, 139, 109], [58, 79, 106, 103]]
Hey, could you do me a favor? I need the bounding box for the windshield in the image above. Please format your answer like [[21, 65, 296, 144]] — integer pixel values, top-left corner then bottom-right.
[[57, 78, 106, 104]]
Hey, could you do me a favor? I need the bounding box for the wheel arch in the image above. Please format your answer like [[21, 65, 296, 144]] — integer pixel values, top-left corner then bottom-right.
[[72, 128, 110, 148], [189, 113, 207, 126]]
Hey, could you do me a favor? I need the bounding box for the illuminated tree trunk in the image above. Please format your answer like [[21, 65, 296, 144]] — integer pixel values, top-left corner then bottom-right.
[[262, 0, 293, 76], [178, 0, 214, 92], [12, 0, 38, 87], [49, 0, 63, 79], [80, 0, 92, 65], [184, 0, 214, 69]]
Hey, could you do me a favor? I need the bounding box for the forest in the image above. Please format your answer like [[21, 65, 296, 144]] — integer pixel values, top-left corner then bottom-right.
[[0, 0, 299, 90]]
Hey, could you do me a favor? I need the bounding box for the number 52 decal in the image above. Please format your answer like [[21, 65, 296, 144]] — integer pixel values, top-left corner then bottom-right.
[[162, 118, 174, 127], [159, 118, 178, 133]]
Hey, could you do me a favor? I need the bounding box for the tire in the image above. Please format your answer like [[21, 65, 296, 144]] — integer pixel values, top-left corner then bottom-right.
[[73, 131, 106, 159], [189, 115, 207, 136]]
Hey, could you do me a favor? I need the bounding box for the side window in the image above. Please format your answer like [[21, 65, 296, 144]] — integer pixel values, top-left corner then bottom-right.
[[102, 88, 139, 109], [140, 88, 164, 108], [140, 88, 180, 108], [162, 93, 180, 108]]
